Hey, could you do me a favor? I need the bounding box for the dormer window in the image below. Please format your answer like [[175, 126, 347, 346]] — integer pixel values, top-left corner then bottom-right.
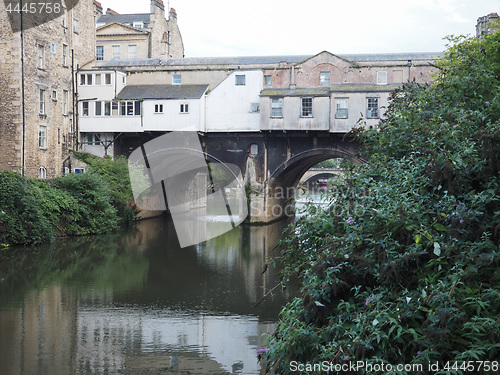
[[133, 22, 144, 29]]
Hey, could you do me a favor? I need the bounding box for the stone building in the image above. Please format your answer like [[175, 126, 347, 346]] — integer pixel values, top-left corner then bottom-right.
[[0, 0, 97, 178], [95, 0, 184, 63], [476, 12, 499, 37]]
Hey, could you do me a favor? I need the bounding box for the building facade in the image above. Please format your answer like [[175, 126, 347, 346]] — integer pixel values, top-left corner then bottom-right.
[[95, 0, 184, 63], [0, 0, 97, 178]]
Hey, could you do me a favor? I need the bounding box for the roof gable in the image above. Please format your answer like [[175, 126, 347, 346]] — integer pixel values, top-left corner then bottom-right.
[[97, 22, 149, 35]]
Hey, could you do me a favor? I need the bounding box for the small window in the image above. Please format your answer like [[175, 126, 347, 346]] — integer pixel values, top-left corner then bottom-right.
[[271, 98, 283, 118], [112, 102, 118, 116], [80, 74, 86, 85], [133, 22, 144, 29], [82, 101, 89, 116], [128, 45, 137, 59], [96, 46, 104, 61], [180, 103, 189, 113], [335, 98, 348, 119], [37, 44, 44, 68], [104, 101, 111, 116], [154, 104, 164, 113], [73, 19, 78, 33], [301, 97, 313, 117], [51, 43, 56, 53], [320, 71, 330, 86], [377, 71, 388, 85], [62, 44, 68, 66], [86, 74, 93, 85], [62, 8, 67, 27], [112, 45, 120, 59], [235, 75, 246, 85], [38, 166, 47, 179], [95, 74, 102, 85], [367, 98, 379, 118], [249, 144, 258, 155], [52, 90, 57, 101], [105, 73, 111, 85], [39, 89, 45, 114], [264, 75, 272, 86], [172, 74, 181, 85], [39, 126, 47, 148]]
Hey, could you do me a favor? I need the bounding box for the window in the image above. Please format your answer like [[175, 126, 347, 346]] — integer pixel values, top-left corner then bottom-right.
[[86, 133, 100, 145], [264, 75, 272, 86], [367, 98, 379, 118], [112, 102, 118, 116], [128, 45, 137, 59], [62, 44, 68, 66], [154, 104, 164, 113], [105, 73, 111, 85], [80, 74, 93, 85], [172, 74, 181, 85], [133, 22, 143, 28], [39, 126, 47, 148], [104, 101, 111, 116], [82, 101, 89, 116], [95, 74, 101, 85], [377, 71, 388, 85], [112, 45, 120, 59], [180, 104, 189, 113], [249, 144, 258, 155], [62, 90, 68, 115], [301, 97, 313, 117], [95, 101, 102, 116], [335, 98, 348, 119], [62, 8, 67, 27], [235, 75, 246, 85], [96, 46, 104, 61], [320, 72, 330, 86], [38, 166, 47, 179], [39, 89, 45, 114], [51, 43, 56, 53], [117, 101, 141, 116], [52, 90, 57, 101], [37, 44, 44, 68], [73, 19, 78, 33], [271, 98, 283, 117]]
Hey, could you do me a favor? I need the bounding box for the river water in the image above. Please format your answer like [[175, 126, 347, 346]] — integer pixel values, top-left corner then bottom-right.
[[0, 216, 297, 375]]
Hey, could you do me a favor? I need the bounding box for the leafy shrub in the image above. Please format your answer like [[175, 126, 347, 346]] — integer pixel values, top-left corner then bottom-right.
[[263, 29, 500, 374]]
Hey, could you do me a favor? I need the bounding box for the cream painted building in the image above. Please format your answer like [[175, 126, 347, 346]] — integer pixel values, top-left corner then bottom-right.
[[95, 0, 184, 63]]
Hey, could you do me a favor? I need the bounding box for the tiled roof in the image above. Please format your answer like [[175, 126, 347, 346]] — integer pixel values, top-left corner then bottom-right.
[[261, 84, 402, 96], [339, 52, 441, 62], [116, 84, 209, 100]]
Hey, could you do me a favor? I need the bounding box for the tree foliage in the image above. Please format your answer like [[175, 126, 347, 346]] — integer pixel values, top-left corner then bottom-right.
[[263, 29, 500, 374]]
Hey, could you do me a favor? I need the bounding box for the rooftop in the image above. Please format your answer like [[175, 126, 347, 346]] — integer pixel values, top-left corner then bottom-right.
[[116, 84, 209, 100]]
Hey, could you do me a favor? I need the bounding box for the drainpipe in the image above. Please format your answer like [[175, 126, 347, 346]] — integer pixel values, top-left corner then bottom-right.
[[20, 1, 26, 175], [74, 58, 80, 151]]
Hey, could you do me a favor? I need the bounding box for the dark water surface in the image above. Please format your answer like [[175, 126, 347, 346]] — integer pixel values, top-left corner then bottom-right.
[[0, 217, 296, 374]]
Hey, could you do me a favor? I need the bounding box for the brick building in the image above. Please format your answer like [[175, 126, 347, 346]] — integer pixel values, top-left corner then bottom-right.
[[0, 0, 97, 178]]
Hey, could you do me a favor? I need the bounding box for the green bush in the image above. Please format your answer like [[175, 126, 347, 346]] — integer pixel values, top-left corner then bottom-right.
[[263, 29, 500, 374]]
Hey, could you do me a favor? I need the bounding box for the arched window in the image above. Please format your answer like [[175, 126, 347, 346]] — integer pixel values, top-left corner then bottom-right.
[[38, 166, 47, 179]]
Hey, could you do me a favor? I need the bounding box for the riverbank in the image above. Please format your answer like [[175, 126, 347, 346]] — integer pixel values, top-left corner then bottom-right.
[[0, 153, 136, 248]]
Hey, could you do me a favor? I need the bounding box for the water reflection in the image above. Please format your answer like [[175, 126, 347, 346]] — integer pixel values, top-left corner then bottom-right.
[[0, 217, 294, 374]]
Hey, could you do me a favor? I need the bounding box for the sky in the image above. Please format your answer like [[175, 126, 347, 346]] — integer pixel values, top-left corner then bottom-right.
[[100, 0, 500, 57]]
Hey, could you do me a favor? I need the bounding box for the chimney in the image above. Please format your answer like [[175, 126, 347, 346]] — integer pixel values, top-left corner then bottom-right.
[[150, 0, 165, 14], [169, 8, 177, 20], [106, 8, 120, 15], [93, 0, 103, 17]]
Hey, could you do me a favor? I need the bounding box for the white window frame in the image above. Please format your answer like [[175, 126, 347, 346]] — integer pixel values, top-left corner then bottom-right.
[[112, 45, 120, 59], [52, 89, 57, 101], [377, 71, 388, 85], [62, 90, 68, 115], [39, 126, 47, 148], [133, 21, 143, 29], [335, 98, 349, 119], [367, 98, 379, 119], [320, 71, 330, 86], [301, 97, 313, 117], [37, 44, 44, 69], [96, 45, 104, 61], [128, 45, 137, 59], [154, 104, 164, 113], [271, 98, 283, 118], [38, 166, 47, 179], [82, 101, 89, 116], [105, 73, 112, 85], [62, 8, 67, 27], [73, 19, 78, 33], [39, 89, 45, 114], [62, 44, 68, 66], [172, 74, 181, 85], [180, 103, 189, 113]]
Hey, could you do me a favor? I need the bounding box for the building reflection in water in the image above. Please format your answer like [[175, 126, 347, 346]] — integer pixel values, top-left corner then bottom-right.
[[0, 217, 295, 374]]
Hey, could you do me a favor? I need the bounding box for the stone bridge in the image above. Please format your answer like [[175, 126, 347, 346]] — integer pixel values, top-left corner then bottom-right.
[[119, 131, 362, 223]]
